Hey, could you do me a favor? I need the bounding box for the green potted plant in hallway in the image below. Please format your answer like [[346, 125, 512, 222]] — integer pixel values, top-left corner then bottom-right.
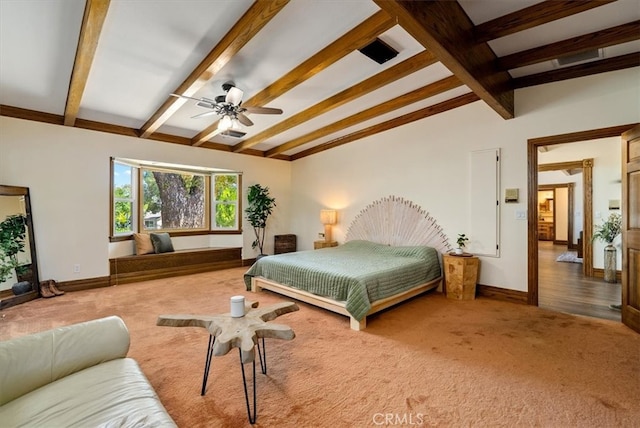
[[245, 184, 276, 258], [592, 212, 622, 283]]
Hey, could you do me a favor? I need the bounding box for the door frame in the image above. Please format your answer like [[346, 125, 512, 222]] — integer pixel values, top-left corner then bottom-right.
[[527, 124, 636, 306], [621, 125, 640, 333], [537, 183, 574, 246]]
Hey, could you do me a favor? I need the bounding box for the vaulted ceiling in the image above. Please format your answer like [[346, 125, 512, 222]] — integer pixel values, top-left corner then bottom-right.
[[1, 0, 638, 161]]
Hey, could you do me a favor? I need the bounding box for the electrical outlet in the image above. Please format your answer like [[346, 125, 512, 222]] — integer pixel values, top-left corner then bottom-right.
[[73, 264, 80, 273]]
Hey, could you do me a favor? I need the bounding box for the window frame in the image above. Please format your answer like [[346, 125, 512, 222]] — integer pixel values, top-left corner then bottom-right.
[[139, 165, 211, 233], [110, 158, 242, 241], [211, 172, 242, 231]]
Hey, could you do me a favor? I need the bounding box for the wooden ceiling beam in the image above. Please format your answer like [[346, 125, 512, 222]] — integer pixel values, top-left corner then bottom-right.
[[191, 9, 395, 146], [232, 50, 437, 153], [138, 0, 289, 139], [1, 105, 64, 125], [513, 52, 640, 88], [267, 75, 463, 157], [291, 93, 480, 160], [64, 0, 110, 127], [499, 21, 640, 70], [474, 0, 617, 43], [374, 0, 513, 120]]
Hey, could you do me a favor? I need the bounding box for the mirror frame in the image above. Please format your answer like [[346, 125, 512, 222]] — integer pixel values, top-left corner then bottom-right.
[[0, 185, 41, 309]]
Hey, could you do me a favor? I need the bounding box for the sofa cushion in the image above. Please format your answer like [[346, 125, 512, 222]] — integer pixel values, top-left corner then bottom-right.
[[0, 316, 130, 406], [0, 358, 176, 427]]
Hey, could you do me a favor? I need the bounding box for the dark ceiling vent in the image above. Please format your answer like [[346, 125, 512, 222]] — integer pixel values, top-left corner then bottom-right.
[[358, 38, 398, 64], [220, 129, 246, 138], [554, 49, 603, 67]]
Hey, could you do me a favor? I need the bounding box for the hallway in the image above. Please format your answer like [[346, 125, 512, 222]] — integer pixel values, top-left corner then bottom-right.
[[538, 241, 621, 322]]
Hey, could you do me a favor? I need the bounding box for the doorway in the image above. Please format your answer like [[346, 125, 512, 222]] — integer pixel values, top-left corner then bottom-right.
[[527, 124, 634, 313]]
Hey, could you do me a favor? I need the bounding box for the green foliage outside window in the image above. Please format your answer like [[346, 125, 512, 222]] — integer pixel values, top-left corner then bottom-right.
[[114, 185, 132, 233], [214, 174, 238, 228]]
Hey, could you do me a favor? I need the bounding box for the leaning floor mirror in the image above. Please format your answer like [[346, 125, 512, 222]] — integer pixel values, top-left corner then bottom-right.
[[0, 185, 41, 309]]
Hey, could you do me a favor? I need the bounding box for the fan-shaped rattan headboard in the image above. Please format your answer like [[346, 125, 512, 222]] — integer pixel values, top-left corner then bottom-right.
[[345, 196, 452, 253]]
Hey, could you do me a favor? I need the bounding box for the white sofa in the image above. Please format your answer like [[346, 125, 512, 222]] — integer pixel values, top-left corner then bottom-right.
[[0, 316, 176, 427]]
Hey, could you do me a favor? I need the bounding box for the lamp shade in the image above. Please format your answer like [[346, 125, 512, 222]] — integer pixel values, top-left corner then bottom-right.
[[218, 115, 233, 131], [320, 209, 337, 225]]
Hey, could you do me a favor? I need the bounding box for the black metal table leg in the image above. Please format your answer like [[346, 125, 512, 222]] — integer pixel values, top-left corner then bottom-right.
[[201, 334, 215, 396], [256, 337, 267, 375], [239, 348, 257, 424]]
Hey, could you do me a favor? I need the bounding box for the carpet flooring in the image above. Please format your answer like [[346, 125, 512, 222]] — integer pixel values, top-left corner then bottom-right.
[[1, 267, 639, 427], [556, 251, 583, 264]]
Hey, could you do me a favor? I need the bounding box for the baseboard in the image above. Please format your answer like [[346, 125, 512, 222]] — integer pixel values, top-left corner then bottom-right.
[[476, 283, 528, 304], [56, 276, 111, 292]]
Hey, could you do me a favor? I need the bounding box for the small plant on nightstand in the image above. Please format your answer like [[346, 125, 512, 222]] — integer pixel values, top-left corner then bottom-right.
[[454, 233, 469, 255]]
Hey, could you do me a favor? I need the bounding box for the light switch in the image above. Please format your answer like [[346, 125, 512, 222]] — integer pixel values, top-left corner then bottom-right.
[[515, 210, 527, 220]]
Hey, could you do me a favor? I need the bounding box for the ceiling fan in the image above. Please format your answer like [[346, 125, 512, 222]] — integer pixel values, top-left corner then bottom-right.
[[171, 82, 283, 133]]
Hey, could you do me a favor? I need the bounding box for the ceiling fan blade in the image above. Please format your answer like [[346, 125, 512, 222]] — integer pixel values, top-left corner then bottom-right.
[[196, 101, 216, 109], [191, 111, 218, 119], [243, 106, 283, 115], [226, 87, 243, 106], [237, 113, 254, 126], [170, 93, 204, 103]]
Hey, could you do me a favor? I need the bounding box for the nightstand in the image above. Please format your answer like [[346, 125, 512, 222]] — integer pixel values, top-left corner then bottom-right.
[[443, 254, 479, 300], [314, 240, 337, 249], [274, 234, 296, 254]]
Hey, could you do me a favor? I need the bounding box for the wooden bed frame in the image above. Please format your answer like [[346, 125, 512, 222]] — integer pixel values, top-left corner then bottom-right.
[[251, 275, 442, 330], [250, 196, 452, 330]]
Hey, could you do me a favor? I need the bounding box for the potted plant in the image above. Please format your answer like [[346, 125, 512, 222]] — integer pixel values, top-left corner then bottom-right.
[[593, 212, 622, 283], [454, 233, 469, 255], [244, 184, 276, 257], [0, 214, 28, 284]]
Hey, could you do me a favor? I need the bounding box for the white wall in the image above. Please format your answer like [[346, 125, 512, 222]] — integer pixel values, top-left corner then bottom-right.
[[1, 68, 637, 290], [0, 118, 292, 281], [289, 68, 640, 292]]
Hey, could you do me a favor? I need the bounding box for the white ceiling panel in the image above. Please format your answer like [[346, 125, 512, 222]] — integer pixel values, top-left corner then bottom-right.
[[1, 0, 636, 160], [0, 0, 85, 115]]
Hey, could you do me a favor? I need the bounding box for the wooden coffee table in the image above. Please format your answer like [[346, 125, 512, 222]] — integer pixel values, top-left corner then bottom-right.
[[157, 300, 299, 423]]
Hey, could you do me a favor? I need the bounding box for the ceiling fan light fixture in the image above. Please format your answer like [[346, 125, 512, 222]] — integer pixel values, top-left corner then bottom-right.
[[226, 87, 244, 106], [218, 115, 233, 131]]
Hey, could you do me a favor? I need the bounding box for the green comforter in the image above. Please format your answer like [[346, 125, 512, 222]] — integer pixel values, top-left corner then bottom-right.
[[243, 240, 441, 321]]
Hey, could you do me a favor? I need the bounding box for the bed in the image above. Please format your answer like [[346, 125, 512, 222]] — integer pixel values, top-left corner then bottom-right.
[[244, 196, 452, 330]]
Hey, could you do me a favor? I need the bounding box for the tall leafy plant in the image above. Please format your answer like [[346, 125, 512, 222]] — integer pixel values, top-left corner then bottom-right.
[[245, 184, 276, 255], [593, 213, 622, 244], [0, 214, 27, 283]]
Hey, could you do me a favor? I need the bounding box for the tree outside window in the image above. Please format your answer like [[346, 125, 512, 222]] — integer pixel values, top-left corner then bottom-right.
[[142, 169, 207, 231]]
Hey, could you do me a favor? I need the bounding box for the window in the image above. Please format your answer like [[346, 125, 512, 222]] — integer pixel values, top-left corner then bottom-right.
[[141, 168, 208, 232], [112, 161, 136, 235], [212, 173, 240, 229], [110, 158, 241, 238]]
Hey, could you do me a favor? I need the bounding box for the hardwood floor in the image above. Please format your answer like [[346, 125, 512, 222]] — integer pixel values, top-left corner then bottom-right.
[[538, 241, 621, 322]]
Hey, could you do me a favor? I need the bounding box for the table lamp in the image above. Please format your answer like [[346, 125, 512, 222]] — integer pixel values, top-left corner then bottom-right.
[[320, 209, 337, 243]]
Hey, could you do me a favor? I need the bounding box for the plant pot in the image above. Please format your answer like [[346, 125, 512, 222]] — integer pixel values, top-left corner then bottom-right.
[[604, 244, 617, 283], [454, 248, 463, 255]]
